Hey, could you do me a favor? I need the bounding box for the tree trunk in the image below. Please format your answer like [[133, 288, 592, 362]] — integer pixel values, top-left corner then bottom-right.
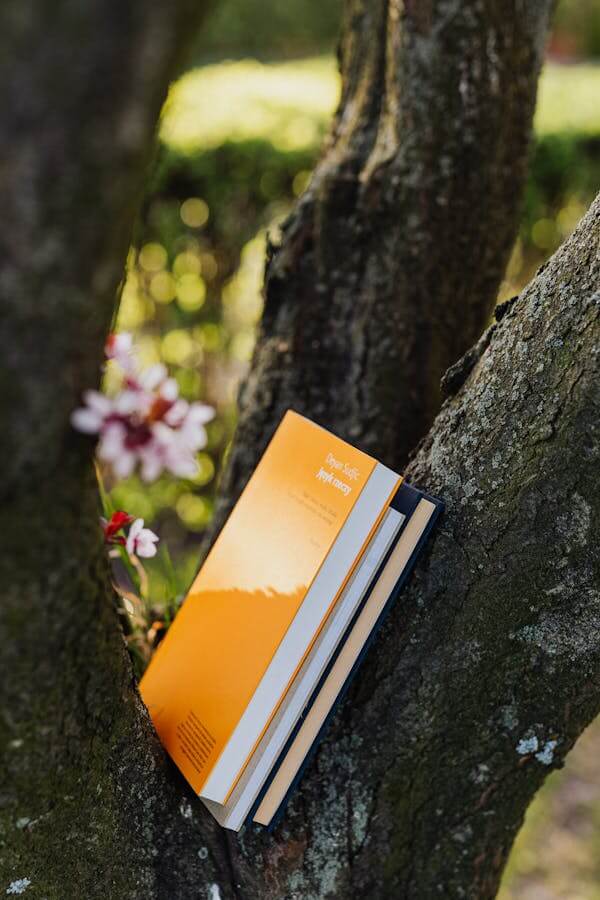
[[6, 2, 598, 900], [211, 0, 554, 541], [0, 1, 210, 895]]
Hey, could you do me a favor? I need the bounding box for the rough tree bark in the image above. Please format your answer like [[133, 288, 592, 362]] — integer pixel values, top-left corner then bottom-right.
[[0, 1, 211, 895], [4, 2, 597, 900], [223, 188, 600, 900], [212, 0, 555, 536]]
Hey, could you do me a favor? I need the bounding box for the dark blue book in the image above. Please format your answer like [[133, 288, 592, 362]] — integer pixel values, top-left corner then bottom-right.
[[249, 482, 443, 829]]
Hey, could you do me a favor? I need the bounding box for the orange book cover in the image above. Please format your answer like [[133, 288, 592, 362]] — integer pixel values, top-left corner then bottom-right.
[[139, 410, 382, 795]]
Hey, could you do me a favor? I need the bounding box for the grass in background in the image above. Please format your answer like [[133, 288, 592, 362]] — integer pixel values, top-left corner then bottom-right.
[[534, 63, 600, 135], [536, 64, 600, 134], [499, 720, 600, 899], [161, 58, 600, 152], [161, 56, 339, 152]]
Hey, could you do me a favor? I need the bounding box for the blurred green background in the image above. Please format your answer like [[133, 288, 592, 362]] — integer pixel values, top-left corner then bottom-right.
[[109, 1, 600, 892]]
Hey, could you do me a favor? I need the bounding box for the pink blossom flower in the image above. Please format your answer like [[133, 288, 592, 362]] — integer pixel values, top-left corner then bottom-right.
[[139, 363, 168, 392], [71, 390, 112, 434], [179, 403, 214, 451], [97, 421, 138, 479], [126, 518, 159, 558], [71, 334, 214, 483], [105, 332, 136, 374]]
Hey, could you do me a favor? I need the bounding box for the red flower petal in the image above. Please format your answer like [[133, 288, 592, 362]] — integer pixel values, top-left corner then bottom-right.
[[103, 510, 135, 540]]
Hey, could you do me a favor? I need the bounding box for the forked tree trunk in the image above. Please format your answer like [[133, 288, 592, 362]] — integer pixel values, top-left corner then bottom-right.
[[5, 3, 598, 900]]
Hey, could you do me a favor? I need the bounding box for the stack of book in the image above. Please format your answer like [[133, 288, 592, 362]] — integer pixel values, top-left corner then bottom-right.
[[140, 410, 442, 831]]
